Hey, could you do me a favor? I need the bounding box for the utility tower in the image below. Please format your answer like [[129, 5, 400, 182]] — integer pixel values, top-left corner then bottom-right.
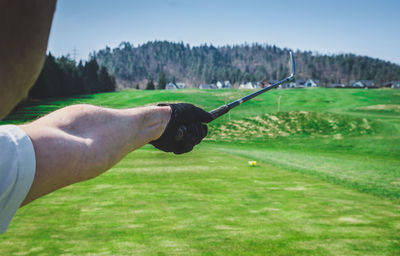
[[72, 47, 79, 62]]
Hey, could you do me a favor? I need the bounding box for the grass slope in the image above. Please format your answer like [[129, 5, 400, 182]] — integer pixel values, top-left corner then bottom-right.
[[1, 88, 399, 255]]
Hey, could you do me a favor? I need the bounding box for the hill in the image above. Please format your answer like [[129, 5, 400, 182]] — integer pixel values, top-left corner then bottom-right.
[[94, 41, 400, 89]]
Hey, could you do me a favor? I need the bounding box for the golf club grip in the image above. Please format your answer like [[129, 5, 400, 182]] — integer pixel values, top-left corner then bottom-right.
[[210, 105, 230, 120]]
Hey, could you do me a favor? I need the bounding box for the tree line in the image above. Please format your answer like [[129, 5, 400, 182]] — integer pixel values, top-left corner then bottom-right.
[[29, 53, 116, 99], [95, 41, 400, 88]]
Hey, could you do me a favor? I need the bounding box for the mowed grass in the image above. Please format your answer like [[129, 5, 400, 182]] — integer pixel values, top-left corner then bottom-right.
[[1, 88, 400, 255], [208, 143, 400, 199], [1, 147, 400, 255], [3, 88, 399, 198]]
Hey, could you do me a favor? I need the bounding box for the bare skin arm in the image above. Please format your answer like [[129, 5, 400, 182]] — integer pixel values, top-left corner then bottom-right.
[[0, 0, 210, 210], [0, 0, 57, 119], [19, 104, 171, 205]]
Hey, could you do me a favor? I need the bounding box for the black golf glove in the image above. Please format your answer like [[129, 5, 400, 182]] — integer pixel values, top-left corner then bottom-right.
[[150, 103, 213, 154]]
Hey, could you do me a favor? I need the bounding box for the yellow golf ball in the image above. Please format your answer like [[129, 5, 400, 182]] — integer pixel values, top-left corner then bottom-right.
[[248, 161, 257, 166]]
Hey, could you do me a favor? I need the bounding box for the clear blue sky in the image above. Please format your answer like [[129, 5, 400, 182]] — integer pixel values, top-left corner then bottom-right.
[[48, 0, 400, 64]]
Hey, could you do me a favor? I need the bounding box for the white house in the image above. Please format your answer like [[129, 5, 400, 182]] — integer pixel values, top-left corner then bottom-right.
[[239, 82, 257, 89], [215, 81, 232, 89], [223, 80, 232, 88], [166, 82, 178, 90], [176, 82, 186, 89], [392, 81, 400, 89], [278, 79, 317, 89], [304, 79, 319, 87], [165, 82, 186, 90], [289, 79, 306, 88], [279, 82, 293, 89], [351, 80, 375, 88], [352, 81, 365, 88]]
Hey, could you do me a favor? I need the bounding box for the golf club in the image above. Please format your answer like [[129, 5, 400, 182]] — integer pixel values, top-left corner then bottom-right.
[[175, 51, 296, 141]]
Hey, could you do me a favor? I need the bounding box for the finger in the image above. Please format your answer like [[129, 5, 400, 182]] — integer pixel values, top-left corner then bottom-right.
[[201, 124, 208, 138], [193, 106, 213, 123], [174, 147, 190, 154], [175, 140, 194, 154], [184, 129, 197, 148], [174, 126, 196, 154], [190, 123, 203, 145]]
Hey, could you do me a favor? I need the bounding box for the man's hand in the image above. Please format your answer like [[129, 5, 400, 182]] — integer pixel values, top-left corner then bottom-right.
[[150, 103, 213, 154], [17, 103, 209, 205]]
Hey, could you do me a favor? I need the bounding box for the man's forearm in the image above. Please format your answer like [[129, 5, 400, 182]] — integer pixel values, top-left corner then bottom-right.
[[20, 104, 171, 205]]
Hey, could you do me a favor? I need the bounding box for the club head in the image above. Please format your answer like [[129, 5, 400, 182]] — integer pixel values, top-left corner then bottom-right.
[[289, 51, 296, 81]]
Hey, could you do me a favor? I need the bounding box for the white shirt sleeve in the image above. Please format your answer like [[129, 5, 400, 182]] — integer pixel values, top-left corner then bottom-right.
[[0, 125, 36, 234]]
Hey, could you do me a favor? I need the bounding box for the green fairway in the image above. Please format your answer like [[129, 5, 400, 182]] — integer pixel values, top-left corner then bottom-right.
[[2, 147, 400, 255], [1, 88, 399, 255]]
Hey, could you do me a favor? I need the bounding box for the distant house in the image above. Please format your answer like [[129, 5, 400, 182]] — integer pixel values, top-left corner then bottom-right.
[[278, 84, 285, 89], [165, 82, 187, 90], [223, 80, 232, 88], [350, 80, 375, 88], [383, 82, 393, 88], [200, 83, 218, 89], [176, 82, 186, 89], [239, 82, 257, 89], [329, 83, 345, 88], [279, 82, 293, 89], [216, 80, 232, 89], [166, 82, 178, 90], [304, 79, 319, 87], [286, 79, 306, 88], [351, 80, 366, 88], [384, 81, 400, 89], [259, 80, 277, 88], [392, 81, 400, 89]]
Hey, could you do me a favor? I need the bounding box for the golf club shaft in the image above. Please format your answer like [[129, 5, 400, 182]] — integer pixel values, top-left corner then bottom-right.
[[174, 51, 296, 141], [209, 51, 295, 120], [209, 75, 294, 120], [174, 76, 293, 141]]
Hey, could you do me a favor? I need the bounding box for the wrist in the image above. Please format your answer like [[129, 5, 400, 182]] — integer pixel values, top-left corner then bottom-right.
[[151, 105, 172, 141]]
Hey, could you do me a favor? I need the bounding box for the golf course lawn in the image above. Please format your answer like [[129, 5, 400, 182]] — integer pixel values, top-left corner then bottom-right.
[[0, 88, 399, 255]]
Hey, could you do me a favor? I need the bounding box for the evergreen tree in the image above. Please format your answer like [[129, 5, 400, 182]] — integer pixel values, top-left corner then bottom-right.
[[29, 53, 63, 98], [56, 56, 77, 96], [73, 60, 85, 95], [157, 69, 167, 89], [146, 79, 155, 90], [82, 58, 100, 93], [29, 54, 115, 99], [98, 66, 116, 92]]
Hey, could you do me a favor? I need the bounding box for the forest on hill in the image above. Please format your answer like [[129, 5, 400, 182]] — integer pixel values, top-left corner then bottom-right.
[[29, 54, 116, 99], [95, 41, 400, 89]]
